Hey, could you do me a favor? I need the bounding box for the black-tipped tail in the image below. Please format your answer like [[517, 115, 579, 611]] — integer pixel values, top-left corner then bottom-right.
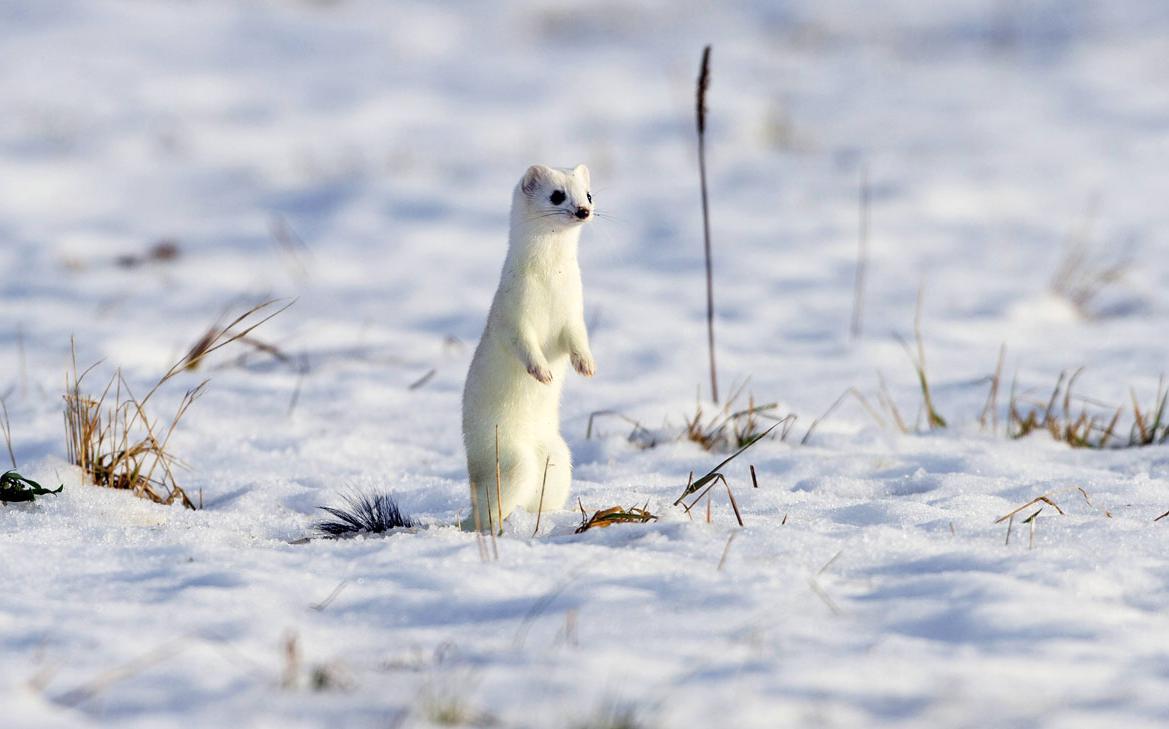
[[315, 491, 414, 537]]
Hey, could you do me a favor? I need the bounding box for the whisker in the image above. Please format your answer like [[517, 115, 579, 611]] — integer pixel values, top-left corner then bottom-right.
[[525, 210, 576, 221]]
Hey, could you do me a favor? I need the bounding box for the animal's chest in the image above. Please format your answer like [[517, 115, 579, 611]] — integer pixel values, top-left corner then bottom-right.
[[521, 264, 577, 335]]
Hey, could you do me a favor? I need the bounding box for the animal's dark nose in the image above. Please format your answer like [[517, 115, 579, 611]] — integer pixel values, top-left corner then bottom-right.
[[575, 207, 590, 219]]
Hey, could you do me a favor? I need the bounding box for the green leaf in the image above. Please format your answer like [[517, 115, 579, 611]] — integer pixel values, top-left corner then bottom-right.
[[0, 470, 64, 503]]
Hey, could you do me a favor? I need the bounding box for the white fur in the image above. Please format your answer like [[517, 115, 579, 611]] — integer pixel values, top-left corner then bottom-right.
[[461, 164, 595, 531]]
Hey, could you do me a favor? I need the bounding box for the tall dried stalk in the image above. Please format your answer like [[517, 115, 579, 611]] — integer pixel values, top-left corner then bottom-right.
[[696, 44, 718, 404]]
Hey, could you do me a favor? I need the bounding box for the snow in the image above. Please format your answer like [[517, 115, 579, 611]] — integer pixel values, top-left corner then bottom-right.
[[3, 0, 1169, 726]]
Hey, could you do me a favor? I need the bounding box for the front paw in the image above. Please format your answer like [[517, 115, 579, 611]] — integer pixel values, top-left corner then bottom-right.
[[527, 363, 553, 384], [571, 352, 596, 378]]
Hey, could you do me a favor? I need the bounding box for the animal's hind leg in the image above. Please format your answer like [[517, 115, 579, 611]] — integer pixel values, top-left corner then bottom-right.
[[521, 436, 572, 514], [463, 449, 539, 531]]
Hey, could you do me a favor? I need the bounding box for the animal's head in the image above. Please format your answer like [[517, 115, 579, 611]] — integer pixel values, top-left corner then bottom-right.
[[513, 164, 593, 232]]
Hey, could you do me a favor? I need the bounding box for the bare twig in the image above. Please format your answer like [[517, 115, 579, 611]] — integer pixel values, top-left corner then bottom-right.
[[586, 409, 655, 447], [533, 456, 550, 537], [717, 531, 738, 571], [808, 579, 841, 616], [288, 353, 309, 416], [56, 639, 189, 707], [876, 373, 908, 433], [801, 388, 850, 445], [980, 344, 1006, 433], [408, 369, 436, 391], [494, 425, 503, 536], [282, 632, 299, 689], [512, 562, 591, 649], [852, 385, 891, 432], [310, 580, 349, 612], [270, 215, 313, 280], [724, 478, 744, 527], [818, 550, 843, 576], [1076, 486, 1112, 518], [676, 421, 780, 505]]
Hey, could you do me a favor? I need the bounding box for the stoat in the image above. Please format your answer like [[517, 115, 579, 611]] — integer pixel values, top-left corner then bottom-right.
[[461, 164, 595, 531]]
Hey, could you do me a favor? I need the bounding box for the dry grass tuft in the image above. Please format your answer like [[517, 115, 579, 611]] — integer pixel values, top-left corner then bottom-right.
[[64, 300, 291, 509], [684, 385, 796, 452], [64, 359, 202, 509], [1128, 379, 1169, 446], [417, 683, 498, 727], [1007, 369, 1115, 447], [587, 384, 794, 454], [1006, 369, 1167, 449], [1050, 206, 1128, 317], [573, 704, 653, 729]]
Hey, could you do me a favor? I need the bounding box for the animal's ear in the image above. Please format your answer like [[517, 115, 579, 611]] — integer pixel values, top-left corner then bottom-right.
[[521, 165, 550, 197], [573, 164, 590, 185]]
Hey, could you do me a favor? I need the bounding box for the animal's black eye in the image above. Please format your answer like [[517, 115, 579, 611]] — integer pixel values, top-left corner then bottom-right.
[[586, 192, 592, 203], [549, 190, 566, 205]]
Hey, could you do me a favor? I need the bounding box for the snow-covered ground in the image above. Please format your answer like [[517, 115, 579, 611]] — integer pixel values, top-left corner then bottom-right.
[[4, 1, 1169, 726]]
